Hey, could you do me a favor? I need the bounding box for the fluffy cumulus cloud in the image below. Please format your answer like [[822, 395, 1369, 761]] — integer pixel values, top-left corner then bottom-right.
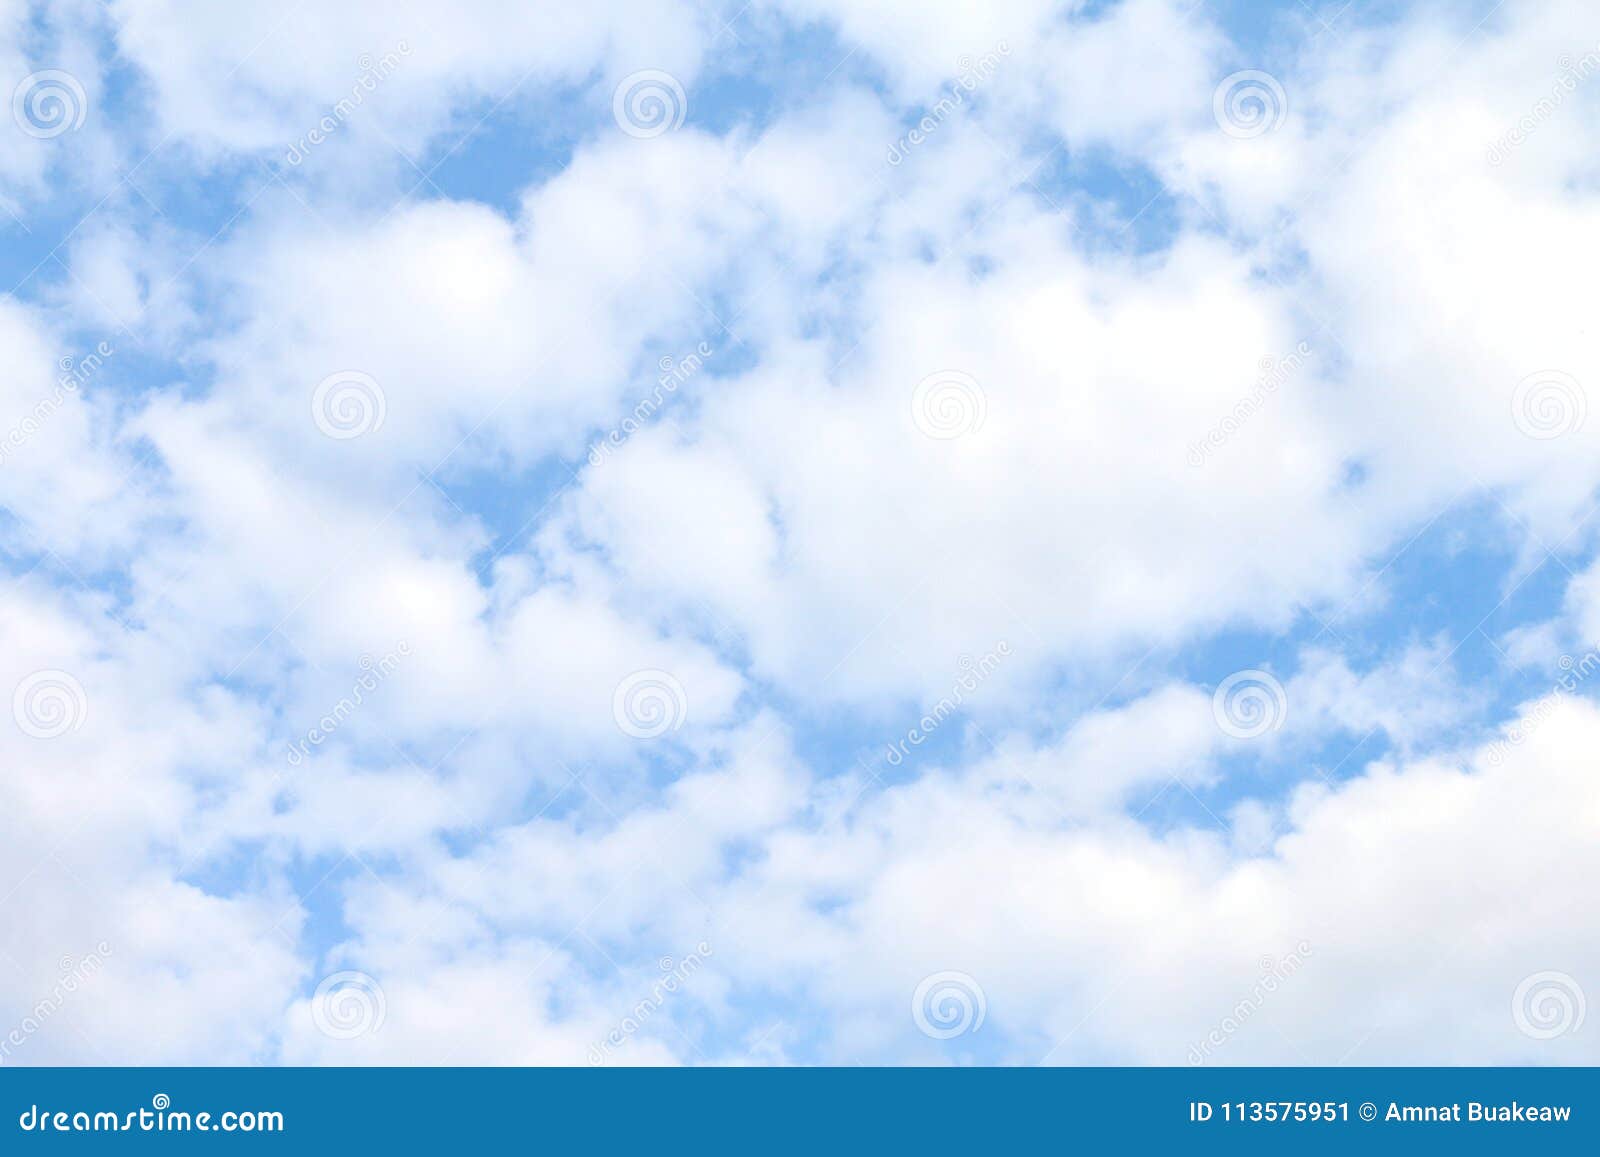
[[107, 0, 713, 158], [0, 0, 1597, 1067]]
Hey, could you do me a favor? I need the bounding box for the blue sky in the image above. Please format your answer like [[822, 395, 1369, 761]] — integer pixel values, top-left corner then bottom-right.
[[0, 0, 1597, 1067]]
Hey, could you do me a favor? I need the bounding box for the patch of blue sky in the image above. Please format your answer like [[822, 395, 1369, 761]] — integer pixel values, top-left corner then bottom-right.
[[1027, 146, 1183, 255], [408, 90, 584, 215]]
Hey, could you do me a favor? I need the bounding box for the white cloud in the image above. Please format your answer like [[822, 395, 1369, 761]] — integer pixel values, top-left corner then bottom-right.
[[700, 697, 1600, 1064], [108, 0, 712, 158]]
